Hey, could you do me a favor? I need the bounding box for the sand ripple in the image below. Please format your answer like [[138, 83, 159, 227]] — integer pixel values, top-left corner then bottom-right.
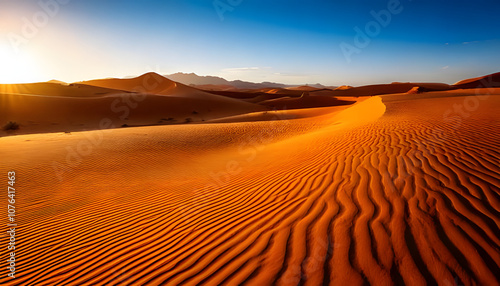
[[1, 95, 499, 285]]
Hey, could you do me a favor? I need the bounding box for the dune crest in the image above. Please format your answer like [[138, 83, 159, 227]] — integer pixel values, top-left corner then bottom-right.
[[80, 72, 177, 94], [452, 72, 500, 89]]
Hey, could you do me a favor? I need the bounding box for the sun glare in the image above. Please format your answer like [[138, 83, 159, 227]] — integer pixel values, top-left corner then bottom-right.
[[0, 45, 43, 84]]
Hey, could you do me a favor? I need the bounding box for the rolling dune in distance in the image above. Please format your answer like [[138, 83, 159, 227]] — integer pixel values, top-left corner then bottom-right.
[[452, 72, 500, 89], [0, 73, 266, 136], [1, 74, 499, 286]]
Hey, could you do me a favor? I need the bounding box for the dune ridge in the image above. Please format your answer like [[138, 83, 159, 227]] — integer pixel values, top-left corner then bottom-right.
[[0, 73, 270, 136], [453, 72, 500, 89]]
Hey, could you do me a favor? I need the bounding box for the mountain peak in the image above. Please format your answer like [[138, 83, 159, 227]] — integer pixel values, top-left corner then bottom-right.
[[164, 73, 294, 89]]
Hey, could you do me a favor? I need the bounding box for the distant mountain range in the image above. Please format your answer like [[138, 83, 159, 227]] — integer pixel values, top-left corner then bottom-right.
[[163, 71, 500, 91], [164, 72, 327, 90]]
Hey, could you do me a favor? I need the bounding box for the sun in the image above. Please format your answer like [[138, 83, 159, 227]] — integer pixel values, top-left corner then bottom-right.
[[0, 44, 44, 84]]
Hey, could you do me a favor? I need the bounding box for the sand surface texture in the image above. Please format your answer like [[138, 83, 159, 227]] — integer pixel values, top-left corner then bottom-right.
[[1, 86, 499, 285]]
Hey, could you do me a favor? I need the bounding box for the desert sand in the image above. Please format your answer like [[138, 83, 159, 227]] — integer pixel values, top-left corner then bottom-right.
[[0, 73, 266, 136], [0, 74, 499, 285]]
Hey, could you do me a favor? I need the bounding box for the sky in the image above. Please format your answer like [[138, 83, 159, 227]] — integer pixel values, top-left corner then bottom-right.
[[0, 0, 499, 86]]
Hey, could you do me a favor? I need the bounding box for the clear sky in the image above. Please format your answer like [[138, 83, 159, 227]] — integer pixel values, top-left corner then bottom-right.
[[1, 0, 499, 85]]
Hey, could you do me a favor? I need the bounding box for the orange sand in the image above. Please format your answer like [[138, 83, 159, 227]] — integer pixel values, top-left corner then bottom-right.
[[0, 80, 499, 285]]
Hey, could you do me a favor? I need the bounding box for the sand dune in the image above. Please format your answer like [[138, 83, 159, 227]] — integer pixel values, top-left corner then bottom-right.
[[262, 88, 305, 96], [453, 72, 500, 89], [82, 73, 326, 109], [79, 72, 176, 94], [335, 85, 354, 90], [201, 88, 355, 104], [81, 73, 244, 101], [0, 82, 127, 98], [47, 80, 69, 85], [0, 92, 265, 136], [259, 93, 355, 110], [1, 87, 499, 285], [0, 73, 267, 136], [286, 86, 321, 91], [206, 101, 366, 124], [193, 84, 236, 91], [329, 82, 454, 97], [203, 82, 456, 101], [203, 80, 471, 101], [199, 90, 296, 103], [1, 73, 360, 136]]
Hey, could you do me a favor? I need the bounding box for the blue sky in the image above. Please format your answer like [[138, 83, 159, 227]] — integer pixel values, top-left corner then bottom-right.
[[1, 0, 499, 85]]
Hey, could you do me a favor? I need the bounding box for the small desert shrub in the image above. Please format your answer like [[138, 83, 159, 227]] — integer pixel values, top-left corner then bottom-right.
[[185, 118, 192, 123], [3, 121, 19, 131]]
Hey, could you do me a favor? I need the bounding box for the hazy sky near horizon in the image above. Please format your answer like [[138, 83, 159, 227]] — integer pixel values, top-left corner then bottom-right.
[[1, 0, 499, 85]]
